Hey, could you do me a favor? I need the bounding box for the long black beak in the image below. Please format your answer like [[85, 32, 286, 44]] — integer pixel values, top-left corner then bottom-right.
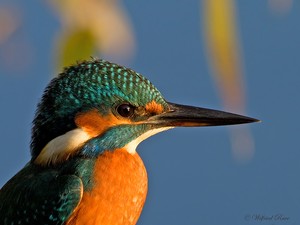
[[147, 102, 259, 127]]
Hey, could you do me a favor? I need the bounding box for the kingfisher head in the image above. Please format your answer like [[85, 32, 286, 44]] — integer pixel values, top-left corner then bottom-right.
[[31, 59, 257, 165]]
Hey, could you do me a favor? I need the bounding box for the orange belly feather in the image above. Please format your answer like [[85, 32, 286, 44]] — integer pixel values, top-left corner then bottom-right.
[[67, 149, 148, 225]]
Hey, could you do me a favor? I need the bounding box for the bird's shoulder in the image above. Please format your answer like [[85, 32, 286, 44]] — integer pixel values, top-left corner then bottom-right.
[[0, 158, 95, 225]]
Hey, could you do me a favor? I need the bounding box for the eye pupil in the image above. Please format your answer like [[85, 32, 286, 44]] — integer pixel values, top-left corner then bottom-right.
[[117, 104, 134, 118]]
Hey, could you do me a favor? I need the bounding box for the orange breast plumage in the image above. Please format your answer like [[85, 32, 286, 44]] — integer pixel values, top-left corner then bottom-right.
[[67, 149, 148, 225]]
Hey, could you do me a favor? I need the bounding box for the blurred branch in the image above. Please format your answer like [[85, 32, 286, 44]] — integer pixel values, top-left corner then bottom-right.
[[268, 0, 293, 15], [0, 6, 20, 45]]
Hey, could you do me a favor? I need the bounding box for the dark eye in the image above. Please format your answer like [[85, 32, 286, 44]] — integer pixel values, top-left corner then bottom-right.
[[116, 103, 135, 118]]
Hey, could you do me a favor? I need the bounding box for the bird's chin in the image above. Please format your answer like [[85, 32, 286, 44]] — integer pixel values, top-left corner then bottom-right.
[[123, 127, 174, 154]]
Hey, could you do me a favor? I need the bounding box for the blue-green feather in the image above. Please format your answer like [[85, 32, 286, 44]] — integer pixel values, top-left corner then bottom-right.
[[81, 124, 149, 157], [0, 158, 95, 224]]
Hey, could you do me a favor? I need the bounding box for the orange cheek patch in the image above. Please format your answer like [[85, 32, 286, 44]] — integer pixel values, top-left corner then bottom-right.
[[75, 109, 130, 137], [145, 100, 164, 115]]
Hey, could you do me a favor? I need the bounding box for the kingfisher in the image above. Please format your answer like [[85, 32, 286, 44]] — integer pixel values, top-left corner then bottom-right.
[[0, 59, 258, 224]]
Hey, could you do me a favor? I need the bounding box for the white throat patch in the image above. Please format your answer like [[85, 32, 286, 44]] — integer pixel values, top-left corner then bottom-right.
[[124, 127, 174, 154], [34, 128, 91, 165], [34, 127, 174, 165]]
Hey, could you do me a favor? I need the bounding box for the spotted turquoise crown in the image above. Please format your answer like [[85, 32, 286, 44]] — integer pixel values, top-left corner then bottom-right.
[[31, 59, 168, 160]]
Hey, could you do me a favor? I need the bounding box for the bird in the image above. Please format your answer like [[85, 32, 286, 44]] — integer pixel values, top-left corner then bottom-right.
[[0, 59, 258, 225]]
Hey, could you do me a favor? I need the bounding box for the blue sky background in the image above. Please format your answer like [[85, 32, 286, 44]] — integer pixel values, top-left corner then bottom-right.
[[0, 1, 300, 225]]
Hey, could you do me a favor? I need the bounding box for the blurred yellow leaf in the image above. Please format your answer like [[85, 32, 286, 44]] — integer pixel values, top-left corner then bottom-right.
[[203, 0, 244, 109], [49, 0, 135, 69], [58, 29, 96, 68], [202, 0, 255, 163]]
